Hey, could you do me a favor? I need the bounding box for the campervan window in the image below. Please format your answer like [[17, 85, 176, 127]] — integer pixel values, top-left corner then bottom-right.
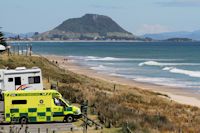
[[12, 100, 27, 104], [8, 78, 13, 82], [28, 76, 40, 84]]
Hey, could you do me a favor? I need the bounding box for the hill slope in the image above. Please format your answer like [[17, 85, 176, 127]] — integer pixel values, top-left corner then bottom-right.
[[55, 14, 130, 35], [1, 54, 200, 132], [143, 30, 200, 41], [34, 14, 138, 40]]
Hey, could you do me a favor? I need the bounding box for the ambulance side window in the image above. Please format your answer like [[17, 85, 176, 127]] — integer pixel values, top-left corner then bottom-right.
[[54, 98, 61, 106], [53, 98, 66, 106], [60, 100, 66, 106], [12, 100, 27, 104]]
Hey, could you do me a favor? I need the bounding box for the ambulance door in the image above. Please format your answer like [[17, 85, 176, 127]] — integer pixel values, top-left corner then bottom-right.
[[52, 98, 65, 122], [15, 77, 22, 90]]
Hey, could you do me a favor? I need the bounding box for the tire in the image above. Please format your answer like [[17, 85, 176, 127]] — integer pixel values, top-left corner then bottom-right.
[[64, 115, 74, 123], [20, 117, 28, 124]]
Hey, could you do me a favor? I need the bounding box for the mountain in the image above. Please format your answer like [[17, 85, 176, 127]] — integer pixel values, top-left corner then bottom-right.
[[3, 32, 35, 38], [164, 38, 193, 42], [143, 30, 200, 41], [34, 14, 139, 40]]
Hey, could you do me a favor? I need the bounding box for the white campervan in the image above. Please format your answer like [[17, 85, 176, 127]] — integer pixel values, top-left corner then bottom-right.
[[0, 67, 43, 91]]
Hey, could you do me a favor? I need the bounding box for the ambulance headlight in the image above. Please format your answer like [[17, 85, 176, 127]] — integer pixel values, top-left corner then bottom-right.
[[75, 109, 81, 115]]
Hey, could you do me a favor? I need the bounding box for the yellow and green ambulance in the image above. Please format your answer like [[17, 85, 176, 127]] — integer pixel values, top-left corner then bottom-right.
[[0, 90, 82, 124]]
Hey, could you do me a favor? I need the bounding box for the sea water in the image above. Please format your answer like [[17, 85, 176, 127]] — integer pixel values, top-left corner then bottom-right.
[[12, 42, 200, 92]]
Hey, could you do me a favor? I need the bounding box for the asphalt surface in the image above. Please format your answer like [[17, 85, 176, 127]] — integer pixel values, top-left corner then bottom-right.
[[0, 123, 82, 133]]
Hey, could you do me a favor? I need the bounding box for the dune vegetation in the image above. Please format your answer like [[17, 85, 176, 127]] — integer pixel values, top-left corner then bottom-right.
[[0, 54, 200, 133]]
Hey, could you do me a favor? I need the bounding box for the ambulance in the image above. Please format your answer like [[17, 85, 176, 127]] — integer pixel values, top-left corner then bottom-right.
[[0, 90, 82, 124]]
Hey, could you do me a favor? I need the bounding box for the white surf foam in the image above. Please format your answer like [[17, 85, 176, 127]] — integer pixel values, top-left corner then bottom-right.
[[134, 77, 200, 88], [163, 67, 200, 78], [90, 65, 107, 71], [139, 61, 162, 66], [69, 56, 182, 62], [139, 61, 200, 67]]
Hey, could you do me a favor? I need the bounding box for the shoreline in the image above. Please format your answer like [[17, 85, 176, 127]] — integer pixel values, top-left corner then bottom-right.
[[7, 40, 146, 43], [7, 40, 199, 43], [44, 55, 200, 108]]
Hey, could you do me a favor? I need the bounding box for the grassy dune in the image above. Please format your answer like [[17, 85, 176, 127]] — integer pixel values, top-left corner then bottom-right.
[[1, 55, 200, 133]]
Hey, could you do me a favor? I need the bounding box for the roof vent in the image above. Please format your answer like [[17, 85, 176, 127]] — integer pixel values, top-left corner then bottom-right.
[[15, 67, 26, 70], [32, 67, 39, 69]]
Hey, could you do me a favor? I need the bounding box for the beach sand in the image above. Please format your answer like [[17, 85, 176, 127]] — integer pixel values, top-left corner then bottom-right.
[[44, 55, 200, 108]]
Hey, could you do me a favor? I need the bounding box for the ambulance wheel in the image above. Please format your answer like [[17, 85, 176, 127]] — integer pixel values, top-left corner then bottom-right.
[[64, 115, 74, 123], [20, 117, 28, 124]]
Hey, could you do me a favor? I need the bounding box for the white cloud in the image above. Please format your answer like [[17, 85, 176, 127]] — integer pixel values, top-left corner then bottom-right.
[[158, 0, 200, 7], [136, 24, 171, 35]]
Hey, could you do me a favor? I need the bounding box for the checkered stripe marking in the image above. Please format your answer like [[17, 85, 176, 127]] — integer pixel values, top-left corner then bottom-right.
[[6, 107, 52, 122]]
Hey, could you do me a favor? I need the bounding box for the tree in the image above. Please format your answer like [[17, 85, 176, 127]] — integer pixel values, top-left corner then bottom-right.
[[0, 30, 7, 47]]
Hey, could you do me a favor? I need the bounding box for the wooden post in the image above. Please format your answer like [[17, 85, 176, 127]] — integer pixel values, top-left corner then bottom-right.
[[9, 126, 12, 133], [21, 45, 23, 55], [29, 44, 32, 56], [26, 44, 28, 56], [46, 128, 48, 133], [18, 45, 20, 55], [48, 76, 50, 83], [13, 46, 15, 55], [70, 127, 73, 132], [25, 125, 28, 133], [7, 47, 10, 56], [38, 128, 40, 133]]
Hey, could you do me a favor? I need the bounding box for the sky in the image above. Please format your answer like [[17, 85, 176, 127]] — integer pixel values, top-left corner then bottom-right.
[[1, 0, 200, 35]]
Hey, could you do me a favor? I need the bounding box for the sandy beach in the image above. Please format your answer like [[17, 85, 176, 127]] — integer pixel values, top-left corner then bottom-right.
[[44, 55, 200, 108]]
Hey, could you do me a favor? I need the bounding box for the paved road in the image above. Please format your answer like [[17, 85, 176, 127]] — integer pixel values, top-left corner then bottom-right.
[[0, 123, 82, 133]]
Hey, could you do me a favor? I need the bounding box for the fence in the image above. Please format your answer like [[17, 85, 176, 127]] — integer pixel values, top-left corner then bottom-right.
[[7, 44, 32, 56], [0, 123, 77, 133]]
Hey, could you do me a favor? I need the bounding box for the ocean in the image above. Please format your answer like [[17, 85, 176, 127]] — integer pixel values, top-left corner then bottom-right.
[[11, 41, 200, 92]]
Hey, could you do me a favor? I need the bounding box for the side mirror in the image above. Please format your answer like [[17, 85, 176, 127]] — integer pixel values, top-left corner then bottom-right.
[[63, 105, 66, 110]]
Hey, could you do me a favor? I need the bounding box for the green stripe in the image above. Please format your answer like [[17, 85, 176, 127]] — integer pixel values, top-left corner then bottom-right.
[[20, 113, 28, 117], [11, 117, 19, 122], [46, 108, 51, 112], [28, 108, 37, 112], [38, 112, 46, 116], [29, 117, 37, 122], [6, 113, 10, 118], [53, 112, 64, 116], [11, 108, 19, 113], [47, 116, 51, 121]]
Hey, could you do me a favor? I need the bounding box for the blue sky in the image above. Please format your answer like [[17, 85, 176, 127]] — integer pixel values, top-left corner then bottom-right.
[[1, 0, 200, 35]]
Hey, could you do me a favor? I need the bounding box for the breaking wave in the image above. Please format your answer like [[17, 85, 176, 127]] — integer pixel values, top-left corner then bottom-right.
[[90, 65, 107, 71], [139, 61, 200, 67], [163, 67, 200, 78], [69, 56, 182, 62]]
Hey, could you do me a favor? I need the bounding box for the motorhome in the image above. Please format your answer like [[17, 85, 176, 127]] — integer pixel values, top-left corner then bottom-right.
[[0, 67, 43, 91], [0, 90, 82, 124]]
